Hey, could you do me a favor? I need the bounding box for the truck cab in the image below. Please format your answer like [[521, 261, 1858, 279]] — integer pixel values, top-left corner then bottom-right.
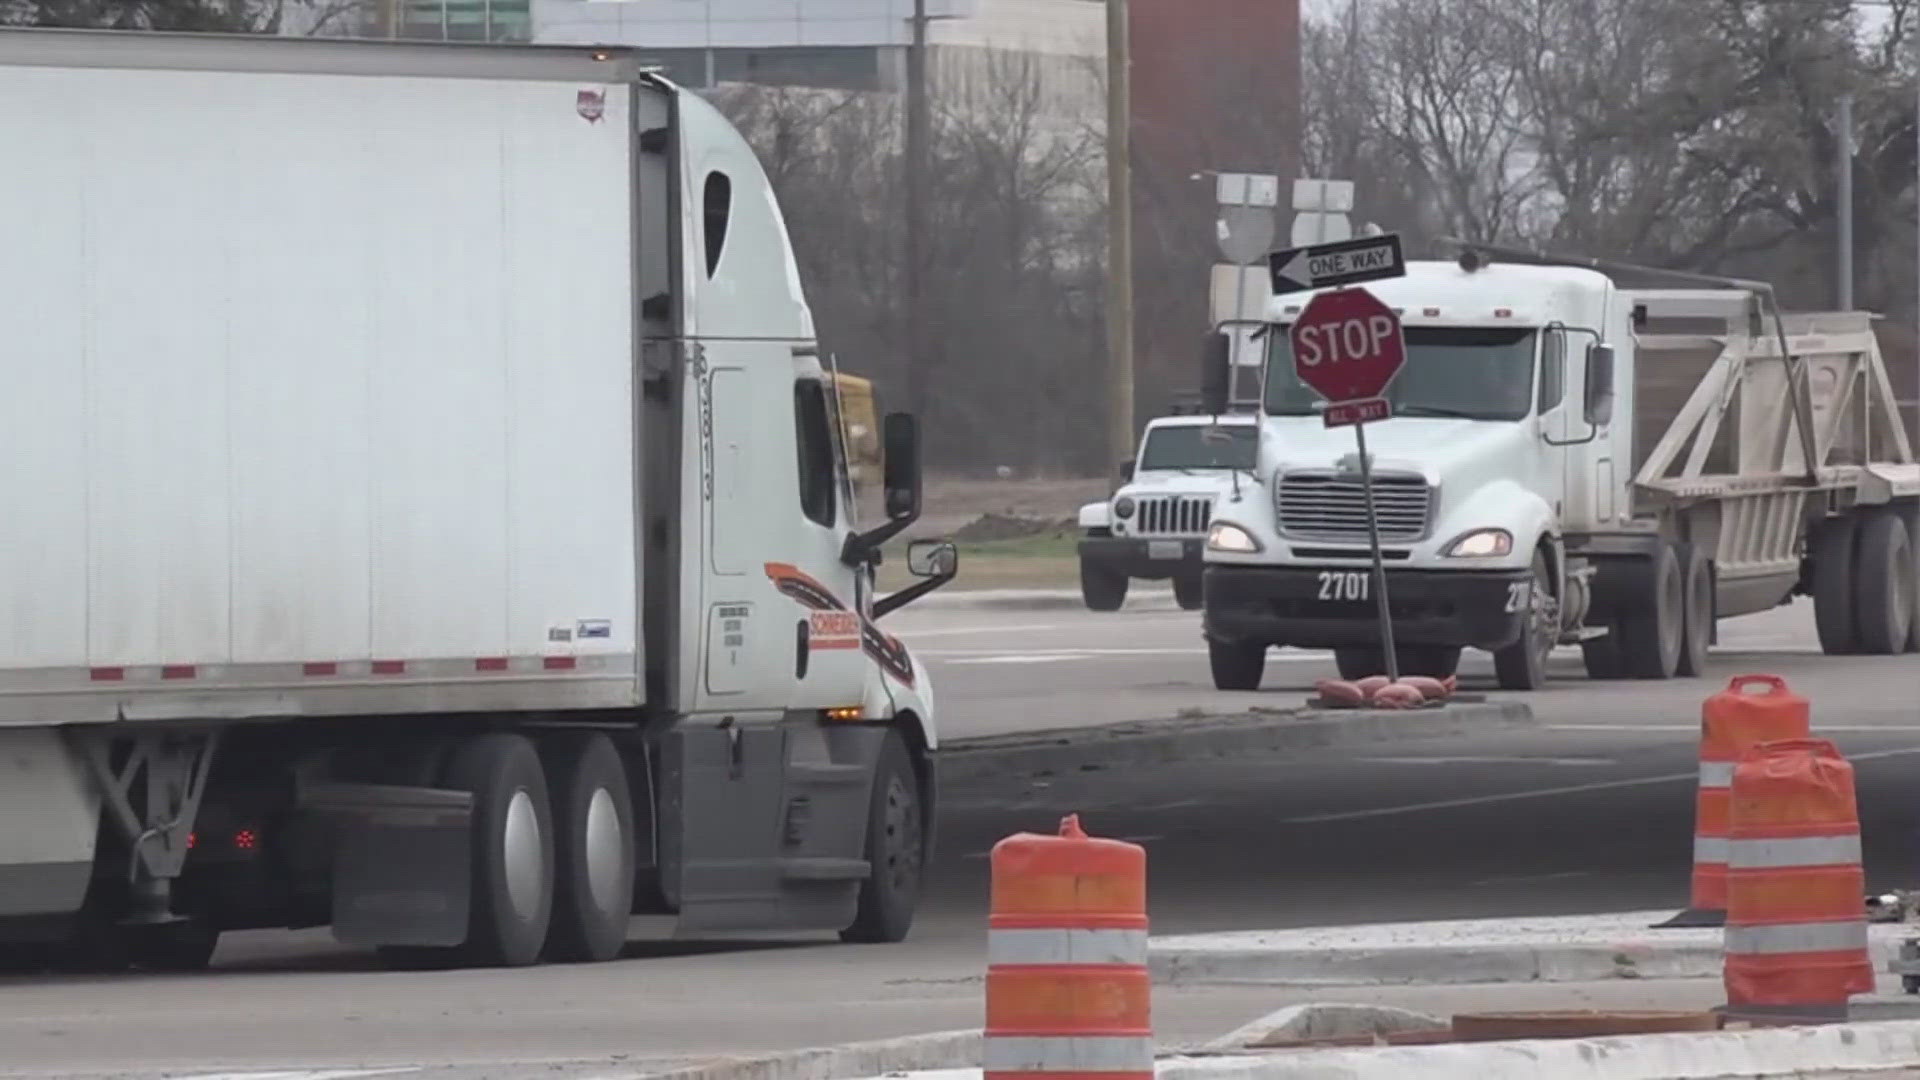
[[1078, 413, 1258, 610], [1200, 258, 1623, 688]]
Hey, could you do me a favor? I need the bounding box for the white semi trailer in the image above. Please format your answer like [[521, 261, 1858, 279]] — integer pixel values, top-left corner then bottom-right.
[[0, 29, 956, 971], [1199, 246, 1920, 691]]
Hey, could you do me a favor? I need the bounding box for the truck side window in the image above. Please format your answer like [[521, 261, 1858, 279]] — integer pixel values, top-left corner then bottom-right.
[[794, 379, 838, 528], [1538, 330, 1566, 412]]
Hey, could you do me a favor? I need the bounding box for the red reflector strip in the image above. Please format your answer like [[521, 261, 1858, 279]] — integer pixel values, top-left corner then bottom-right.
[[371, 660, 406, 676], [476, 657, 509, 672], [162, 665, 196, 680], [543, 656, 578, 671], [90, 668, 125, 682], [303, 662, 339, 677]]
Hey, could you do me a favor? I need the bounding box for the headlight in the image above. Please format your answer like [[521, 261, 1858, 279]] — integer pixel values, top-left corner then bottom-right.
[[1207, 522, 1262, 554], [1444, 528, 1513, 558], [1113, 496, 1136, 519]]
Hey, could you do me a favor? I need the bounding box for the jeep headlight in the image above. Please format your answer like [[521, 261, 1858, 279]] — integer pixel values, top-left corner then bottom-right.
[[1207, 522, 1262, 554], [1444, 528, 1513, 558], [1113, 496, 1136, 519]]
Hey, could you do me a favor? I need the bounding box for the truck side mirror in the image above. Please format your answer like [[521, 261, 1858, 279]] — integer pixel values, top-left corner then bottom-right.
[[882, 412, 921, 522], [1199, 331, 1231, 414], [1584, 344, 1616, 427], [1118, 458, 1134, 482]]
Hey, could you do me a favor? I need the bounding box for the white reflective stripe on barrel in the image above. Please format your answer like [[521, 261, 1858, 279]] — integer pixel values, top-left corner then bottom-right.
[[984, 1036, 1154, 1072], [1727, 834, 1862, 869], [1699, 761, 1736, 788], [988, 928, 1150, 966], [1725, 920, 1869, 956], [1693, 836, 1730, 864]]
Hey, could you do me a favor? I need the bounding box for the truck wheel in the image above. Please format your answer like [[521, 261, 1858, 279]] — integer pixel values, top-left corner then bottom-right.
[[1400, 646, 1462, 679], [1334, 647, 1382, 681], [1812, 514, 1860, 655], [447, 733, 555, 967], [1210, 639, 1266, 690], [1080, 561, 1127, 612], [1581, 629, 1626, 680], [1618, 543, 1683, 680], [542, 733, 635, 964], [1493, 551, 1557, 690], [132, 921, 220, 973], [1173, 573, 1204, 611], [842, 729, 923, 944], [1854, 511, 1915, 655], [1675, 544, 1714, 678]]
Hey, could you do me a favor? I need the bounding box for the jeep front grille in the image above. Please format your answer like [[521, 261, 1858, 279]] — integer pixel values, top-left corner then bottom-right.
[[1135, 495, 1213, 537]]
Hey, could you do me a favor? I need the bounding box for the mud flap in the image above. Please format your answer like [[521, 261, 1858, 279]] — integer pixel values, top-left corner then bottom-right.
[[663, 719, 881, 934], [302, 783, 473, 948]]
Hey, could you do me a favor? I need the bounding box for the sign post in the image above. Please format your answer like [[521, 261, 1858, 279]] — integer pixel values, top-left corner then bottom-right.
[[1283, 278, 1409, 683]]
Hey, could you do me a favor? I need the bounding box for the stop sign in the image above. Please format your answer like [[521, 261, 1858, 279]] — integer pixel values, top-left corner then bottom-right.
[[1289, 287, 1406, 403]]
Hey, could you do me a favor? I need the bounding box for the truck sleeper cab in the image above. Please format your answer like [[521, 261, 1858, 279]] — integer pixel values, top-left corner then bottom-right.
[[0, 30, 956, 973]]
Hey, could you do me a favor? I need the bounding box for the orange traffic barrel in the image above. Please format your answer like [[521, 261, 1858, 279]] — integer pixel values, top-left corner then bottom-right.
[[987, 815, 1151, 1080], [1658, 675, 1810, 928], [1723, 738, 1874, 1024]]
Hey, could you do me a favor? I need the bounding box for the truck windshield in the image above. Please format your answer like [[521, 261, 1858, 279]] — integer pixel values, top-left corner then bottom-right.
[[1139, 425, 1258, 470], [1263, 325, 1538, 421]]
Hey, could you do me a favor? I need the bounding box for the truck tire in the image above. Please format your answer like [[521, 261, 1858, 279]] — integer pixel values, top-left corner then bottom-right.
[[447, 733, 555, 967], [1211, 639, 1266, 690], [1620, 543, 1683, 680], [1335, 646, 1459, 680], [132, 921, 220, 973], [1675, 544, 1714, 678], [1173, 573, 1204, 611], [1812, 514, 1860, 656], [542, 733, 635, 964], [842, 729, 924, 944], [1854, 511, 1915, 655], [1080, 560, 1127, 612], [1580, 630, 1626, 680], [1493, 550, 1556, 690]]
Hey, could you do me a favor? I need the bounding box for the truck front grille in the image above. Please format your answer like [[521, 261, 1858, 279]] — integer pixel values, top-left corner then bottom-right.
[[1275, 471, 1432, 543], [1135, 495, 1214, 536]]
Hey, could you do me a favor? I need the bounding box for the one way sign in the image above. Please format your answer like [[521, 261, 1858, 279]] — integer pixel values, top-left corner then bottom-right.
[[1268, 233, 1406, 296]]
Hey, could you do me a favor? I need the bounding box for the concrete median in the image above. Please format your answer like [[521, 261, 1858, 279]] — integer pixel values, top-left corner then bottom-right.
[[940, 700, 1536, 784]]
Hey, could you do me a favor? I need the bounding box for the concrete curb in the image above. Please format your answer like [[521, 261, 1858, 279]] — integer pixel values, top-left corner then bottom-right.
[[1150, 911, 1908, 988], [640, 1029, 980, 1080], [844, 1020, 1920, 1080], [940, 701, 1537, 784]]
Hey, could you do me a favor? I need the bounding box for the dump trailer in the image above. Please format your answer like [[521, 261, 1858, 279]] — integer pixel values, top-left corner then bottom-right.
[[1199, 248, 1920, 691], [0, 29, 957, 972]]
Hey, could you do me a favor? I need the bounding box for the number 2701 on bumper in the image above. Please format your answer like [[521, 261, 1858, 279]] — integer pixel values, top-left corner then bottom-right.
[[1317, 571, 1370, 601]]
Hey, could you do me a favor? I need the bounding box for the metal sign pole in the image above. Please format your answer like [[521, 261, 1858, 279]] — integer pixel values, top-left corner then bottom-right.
[[1352, 418, 1398, 683]]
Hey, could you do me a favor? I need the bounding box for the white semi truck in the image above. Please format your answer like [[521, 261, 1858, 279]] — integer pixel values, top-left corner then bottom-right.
[[0, 30, 956, 972], [1199, 246, 1919, 691], [1077, 412, 1257, 611]]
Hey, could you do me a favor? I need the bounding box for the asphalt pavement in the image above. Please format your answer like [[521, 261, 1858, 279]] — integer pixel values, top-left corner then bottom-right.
[[3, 597, 1917, 1078]]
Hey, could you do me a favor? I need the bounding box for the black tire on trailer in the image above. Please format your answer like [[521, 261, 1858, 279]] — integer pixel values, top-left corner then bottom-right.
[[1812, 514, 1861, 656], [1173, 573, 1204, 611], [1620, 543, 1684, 680], [542, 733, 636, 964], [1080, 560, 1127, 612], [1854, 511, 1915, 656], [1581, 629, 1626, 680], [444, 733, 555, 968], [132, 921, 220, 973], [1210, 639, 1266, 690], [1334, 647, 1382, 681], [1493, 550, 1557, 691], [842, 728, 924, 944], [1675, 543, 1715, 678]]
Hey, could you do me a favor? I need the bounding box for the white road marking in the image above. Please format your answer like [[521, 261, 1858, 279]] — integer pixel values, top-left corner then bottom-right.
[[937, 649, 1334, 665], [1471, 870, 1596, 887], [172, 1071, 418, 1080], [1356, 755, 1616, 767], [1278, 745, 1920, 824], [1548, 724, 1920, 735], [898, 617, 1190, 639]]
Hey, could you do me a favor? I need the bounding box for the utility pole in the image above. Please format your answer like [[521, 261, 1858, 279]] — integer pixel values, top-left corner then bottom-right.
[[1105, 0, 1135, 469], [1838, 94, 1855, 311], [903, 0, 930, 419]]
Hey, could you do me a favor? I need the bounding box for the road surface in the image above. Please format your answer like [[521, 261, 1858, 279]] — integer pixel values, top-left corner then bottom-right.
[[2, 598, 1916, 1078]]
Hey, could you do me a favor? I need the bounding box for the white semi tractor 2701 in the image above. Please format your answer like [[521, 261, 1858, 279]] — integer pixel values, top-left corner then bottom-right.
[[0, 30, 956, 971], [1199, 247, 1919, 691]]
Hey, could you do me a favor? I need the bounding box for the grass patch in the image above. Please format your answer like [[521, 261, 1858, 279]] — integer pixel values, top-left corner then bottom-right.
[[876, 530, 1080, 592]]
